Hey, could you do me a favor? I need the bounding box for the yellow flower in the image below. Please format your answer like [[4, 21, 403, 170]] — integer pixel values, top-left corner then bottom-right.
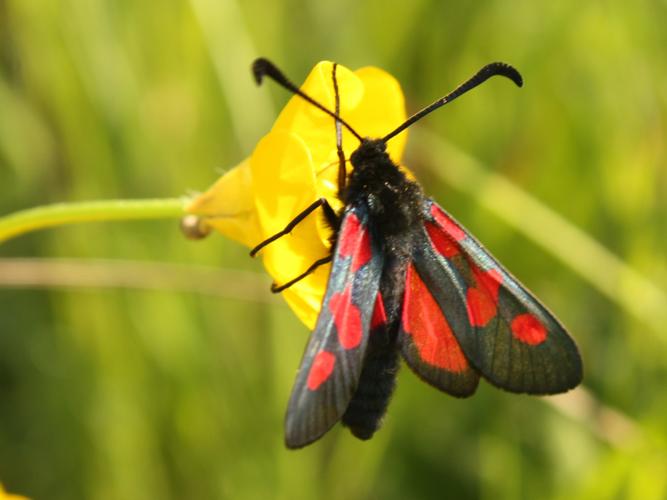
[[187, 61, 408, 329], [0, 484, 29, 500]]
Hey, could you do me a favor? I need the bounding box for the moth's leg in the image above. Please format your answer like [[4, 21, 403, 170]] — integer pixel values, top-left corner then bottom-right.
[[249, 198, 337, 257], [270, 255, 333, 293]]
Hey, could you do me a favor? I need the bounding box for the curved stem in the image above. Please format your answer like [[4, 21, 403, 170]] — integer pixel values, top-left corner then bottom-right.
[[0, 198, 186, 244]]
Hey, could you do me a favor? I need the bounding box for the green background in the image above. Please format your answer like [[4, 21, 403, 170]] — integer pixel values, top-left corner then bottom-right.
[[1, 1, 666, 499]]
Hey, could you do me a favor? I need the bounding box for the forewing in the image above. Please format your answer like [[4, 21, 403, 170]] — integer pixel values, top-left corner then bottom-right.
[[285, 204, 384, 448], [416, 199, 582, 394]]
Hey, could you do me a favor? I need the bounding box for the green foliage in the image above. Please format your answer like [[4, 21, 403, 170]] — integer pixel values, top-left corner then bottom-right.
[[1, 0, 666, 498]]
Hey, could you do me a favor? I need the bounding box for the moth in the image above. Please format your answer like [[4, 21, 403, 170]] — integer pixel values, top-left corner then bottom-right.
[[250, 58, 582, 449]]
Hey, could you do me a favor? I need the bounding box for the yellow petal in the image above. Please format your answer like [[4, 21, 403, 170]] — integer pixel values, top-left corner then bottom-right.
[[273, 61, 363, 224], [187, 60, 409, 329], [313, 65, 408, 243], [185, 158, 259, 248], [249, 128, 337, 328], [0, 484, 29, 500]]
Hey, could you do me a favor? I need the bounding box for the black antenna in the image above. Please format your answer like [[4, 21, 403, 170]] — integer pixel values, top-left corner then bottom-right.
[[382, 62, 523, 143], [252, 58, 364, 142]]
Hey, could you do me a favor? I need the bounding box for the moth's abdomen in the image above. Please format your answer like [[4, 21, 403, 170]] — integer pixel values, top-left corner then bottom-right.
[[341, 324, 400, 440]]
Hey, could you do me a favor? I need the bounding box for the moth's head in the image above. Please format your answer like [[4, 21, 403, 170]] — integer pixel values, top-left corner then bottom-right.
[[350, 138, 387, 163]]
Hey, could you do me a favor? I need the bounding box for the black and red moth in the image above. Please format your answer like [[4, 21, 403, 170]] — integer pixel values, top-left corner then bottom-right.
[[250, 58, 583, 449]]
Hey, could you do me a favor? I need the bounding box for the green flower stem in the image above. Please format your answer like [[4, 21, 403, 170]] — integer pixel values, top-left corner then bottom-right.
[[0, 198, 187, 244]]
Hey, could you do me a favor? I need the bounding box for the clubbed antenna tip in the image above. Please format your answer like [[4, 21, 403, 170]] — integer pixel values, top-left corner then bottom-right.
[[252, 58, 273, 85], [489, 62, 523, 88]]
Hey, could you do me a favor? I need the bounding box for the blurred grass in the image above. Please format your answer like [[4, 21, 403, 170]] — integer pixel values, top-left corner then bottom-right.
[[1, 1, 666, 499]]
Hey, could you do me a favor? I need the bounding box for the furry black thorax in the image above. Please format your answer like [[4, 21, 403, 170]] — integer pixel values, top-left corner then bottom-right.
[[343, 138, 424, 240]]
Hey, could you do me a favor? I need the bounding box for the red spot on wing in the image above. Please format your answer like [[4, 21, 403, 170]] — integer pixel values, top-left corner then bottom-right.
[[466, 288, 497, 327], [425, 222, 460, 258], [430, 204, 466, 242], [473, 266, 502, 300], [307, 351, 336, 390], [511, 314, 548, 345], [329, 286, 363, 349], [371, 293, 387, 330], [402, 264, 469, 373], [338, 213, 372, 272], [466, 265, 503, 327]]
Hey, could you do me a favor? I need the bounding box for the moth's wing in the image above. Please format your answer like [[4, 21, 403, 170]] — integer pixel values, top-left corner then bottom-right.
[[399, 241, 480, 397], [285, 204, 384, 449], [410, 199, 582, 394]]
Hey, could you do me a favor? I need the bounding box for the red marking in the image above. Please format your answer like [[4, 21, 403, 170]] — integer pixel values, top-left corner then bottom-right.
[[425, 222, 460, 258], [466, 265, 503, 327], [430, 204, 466, 242], [511, 314, 548, 345], [371, 293, 387, 330], [329, 286, 363, 349], [402, 264, 469, 372], [338, 213, 372, 272], [307, 351, 336, 390], [472, 266, 502, 300], [466, 288, 497, 327]]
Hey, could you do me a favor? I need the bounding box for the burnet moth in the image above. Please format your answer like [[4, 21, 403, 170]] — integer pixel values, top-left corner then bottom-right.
[[250, 58, 583, 449]]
